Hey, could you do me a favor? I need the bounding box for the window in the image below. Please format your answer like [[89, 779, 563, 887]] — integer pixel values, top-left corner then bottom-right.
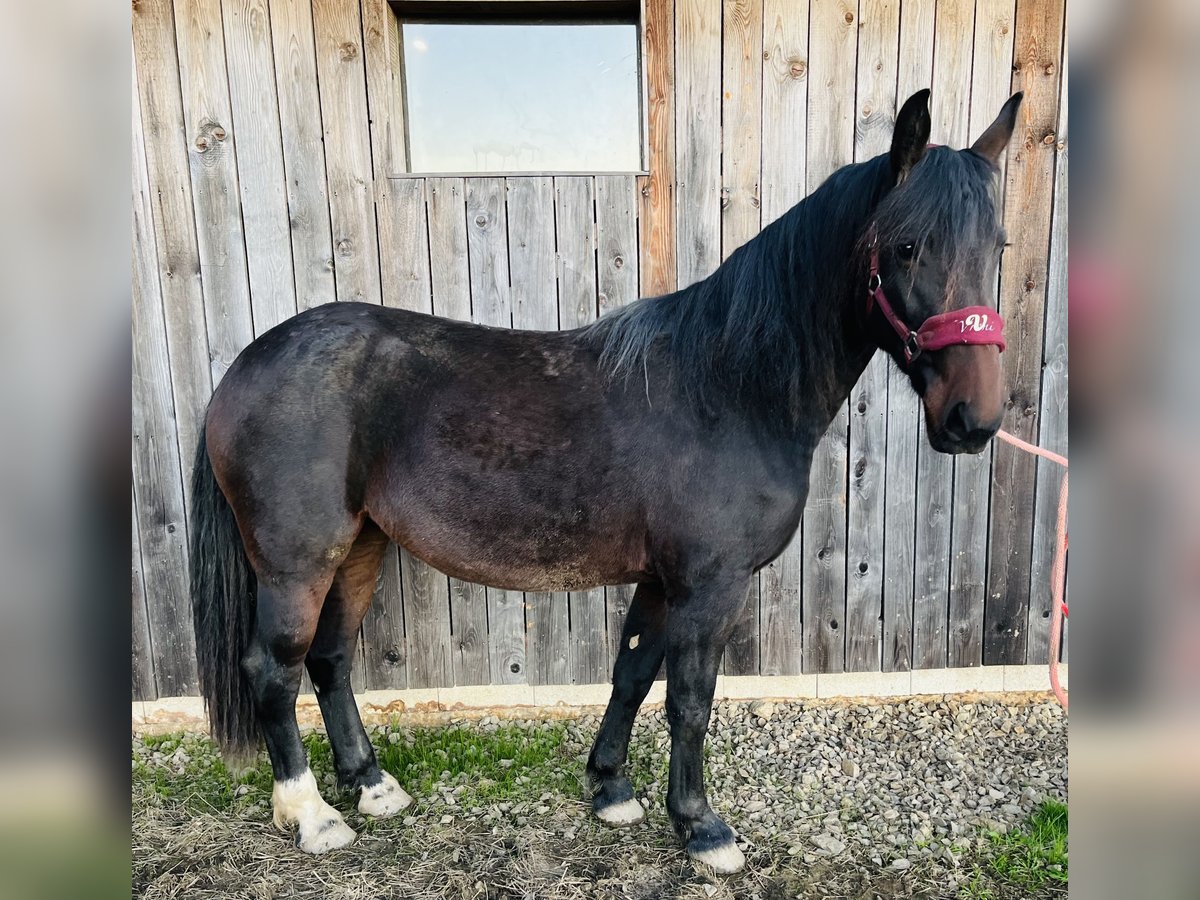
[[393, 1, 643, 174]]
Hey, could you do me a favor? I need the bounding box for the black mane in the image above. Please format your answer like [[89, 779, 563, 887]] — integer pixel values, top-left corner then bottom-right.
[[582, 147, 1001, 417]]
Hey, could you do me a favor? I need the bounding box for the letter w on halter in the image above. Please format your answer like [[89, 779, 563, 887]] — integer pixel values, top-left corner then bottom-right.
[[865, 236, 1007, 365]]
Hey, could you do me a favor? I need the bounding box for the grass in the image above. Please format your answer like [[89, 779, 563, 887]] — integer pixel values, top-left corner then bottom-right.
[[133, 721, 578, 816], [961, 800, 1068, 898]]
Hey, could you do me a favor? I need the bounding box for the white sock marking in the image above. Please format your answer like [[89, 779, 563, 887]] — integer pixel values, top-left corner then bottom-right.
[[271, 769, 356, 854]]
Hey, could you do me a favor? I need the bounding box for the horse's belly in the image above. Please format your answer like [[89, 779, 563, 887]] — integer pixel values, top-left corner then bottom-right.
[[368, 501, 647, 593]]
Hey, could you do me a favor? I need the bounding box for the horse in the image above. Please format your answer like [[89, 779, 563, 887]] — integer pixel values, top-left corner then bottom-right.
[[189, 89, 1022, 873]]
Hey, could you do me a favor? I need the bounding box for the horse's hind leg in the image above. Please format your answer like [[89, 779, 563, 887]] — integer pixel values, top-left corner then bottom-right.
[[306, 521, 412, 818], [586, 582, 667, 827], [243, 575, 357, 854]]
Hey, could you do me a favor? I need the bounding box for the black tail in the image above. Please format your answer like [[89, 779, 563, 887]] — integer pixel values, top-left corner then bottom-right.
[[189, 421, 258, 759]]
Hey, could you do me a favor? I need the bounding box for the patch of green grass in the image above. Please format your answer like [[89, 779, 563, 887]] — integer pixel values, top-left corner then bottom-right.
[[961, 800, 1068, 898], [375, 720, 576, 802], [134, 721, 581, 817]]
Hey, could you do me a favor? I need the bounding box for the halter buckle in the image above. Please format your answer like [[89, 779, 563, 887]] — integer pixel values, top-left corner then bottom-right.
[[904, 332, 922, 363], [867, 272, 881, 292]]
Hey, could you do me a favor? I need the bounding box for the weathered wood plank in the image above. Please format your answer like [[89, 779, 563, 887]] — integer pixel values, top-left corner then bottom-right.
[[221, 0, 298, 334], [801, 0, 856, 674], [173, 0, 256, 381], [362, 0, 406, 175], [133, 55, 198, 696], [984, 0, 1065, 665], [721, 0, 763, 256], [595, 174, 641, 680], [880, 0, 935, 674], [845, 0, 899, 673], [674, 0, 721, 288], [719, 0, 764, 677], [508, 176, 570, 685], [361, 547, 409, 690], [555, 176, 608, 684], [639, 0, 676, 296], [268, 0, 336, 311], [312, 0, 381, 304], [1026, 21, 1068, 665], [758, 0, 809, 677], [465, 177, 527, 684], [132, 0, 213, 521], [948, 0, 1016, 668], [132, 491, 157, 701], [425, 177, 490, 685], [913, 0, 978, 670]]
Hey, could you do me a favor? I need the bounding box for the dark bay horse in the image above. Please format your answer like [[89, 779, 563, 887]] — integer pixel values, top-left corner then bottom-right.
[[190, 90, 1022, 872]]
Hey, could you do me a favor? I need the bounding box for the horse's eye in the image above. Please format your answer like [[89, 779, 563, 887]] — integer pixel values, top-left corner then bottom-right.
[[897, 243, 916, 262]]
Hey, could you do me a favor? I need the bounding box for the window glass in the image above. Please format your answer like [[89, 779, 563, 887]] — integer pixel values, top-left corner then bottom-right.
[[401, 23, 641, 173]]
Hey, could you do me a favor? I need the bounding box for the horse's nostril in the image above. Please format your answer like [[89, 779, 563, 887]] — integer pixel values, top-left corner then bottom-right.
[[943, 401, 973, 442]]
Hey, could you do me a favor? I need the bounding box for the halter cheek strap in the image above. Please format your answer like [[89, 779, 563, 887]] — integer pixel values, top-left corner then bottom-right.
[[867, 246, 1007, 364]]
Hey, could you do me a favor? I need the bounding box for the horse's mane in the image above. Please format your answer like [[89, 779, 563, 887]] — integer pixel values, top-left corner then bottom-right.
[[581, 146, 1001, 418]]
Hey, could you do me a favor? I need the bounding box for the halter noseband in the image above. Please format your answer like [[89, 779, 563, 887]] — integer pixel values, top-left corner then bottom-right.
[[866, 240, 1006, 365]]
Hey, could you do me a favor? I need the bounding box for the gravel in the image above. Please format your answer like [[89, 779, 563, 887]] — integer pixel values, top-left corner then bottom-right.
[[133, 695, 1067, 899]]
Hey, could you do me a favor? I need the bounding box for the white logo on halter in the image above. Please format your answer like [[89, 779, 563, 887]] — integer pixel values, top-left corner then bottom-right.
[[963, 313, 991, 333]]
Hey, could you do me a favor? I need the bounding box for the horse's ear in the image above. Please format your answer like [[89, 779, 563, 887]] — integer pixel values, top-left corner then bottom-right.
[[891, 89, 932, 184], [970, 92, 1024, 165]]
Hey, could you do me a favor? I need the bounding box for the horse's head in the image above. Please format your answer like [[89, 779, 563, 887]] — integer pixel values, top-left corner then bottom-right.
[[865, 89, 1023, 454]]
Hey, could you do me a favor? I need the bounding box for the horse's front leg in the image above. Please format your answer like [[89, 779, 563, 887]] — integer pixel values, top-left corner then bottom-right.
[[664, 572, 751, 874]]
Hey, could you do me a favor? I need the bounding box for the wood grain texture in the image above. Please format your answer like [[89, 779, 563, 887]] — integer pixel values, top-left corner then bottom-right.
[[312, 0, 382, 304], [913, 0, 978, 670], [221, 0, 298, 334], [173, 0, 256, 382], [268, 0, 336, 311], [948, 0, 1016, 668], [801, 0, 857, 674], [132, 0, 213, 520], [845, 0, 899, 673], [984, 0, 1065, 665], [639, 0, 676, 296], [759, 0, 809, 224], [132, 492, 157, 701], [133, 56, 198, 697], [757, 0, 809, 676], [674, 0, 722, 288], [1026, 19, 1067, 665]]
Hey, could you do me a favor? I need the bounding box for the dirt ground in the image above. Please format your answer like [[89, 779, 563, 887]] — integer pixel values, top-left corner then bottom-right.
[[132, 698, 1067, 899]]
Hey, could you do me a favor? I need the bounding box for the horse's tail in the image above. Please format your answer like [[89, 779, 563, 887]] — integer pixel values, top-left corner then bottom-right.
[[189, 420, 259, 760]]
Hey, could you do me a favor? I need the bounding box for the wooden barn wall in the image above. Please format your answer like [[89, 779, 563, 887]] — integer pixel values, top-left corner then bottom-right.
[[131, 0, 1068, 700]]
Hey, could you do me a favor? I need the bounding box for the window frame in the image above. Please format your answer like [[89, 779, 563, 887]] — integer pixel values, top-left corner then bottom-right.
[[385, 0, 649, 178]]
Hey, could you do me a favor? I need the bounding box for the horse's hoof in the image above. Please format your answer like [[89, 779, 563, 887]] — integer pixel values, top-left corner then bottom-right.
[[688, 838, 746, 874], [295, 815, 357, 854], [358, 771, 413, 818], [593, 797, 646, 827]]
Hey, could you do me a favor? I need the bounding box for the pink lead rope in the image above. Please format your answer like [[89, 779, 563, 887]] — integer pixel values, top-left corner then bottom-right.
[[995, 429, 1069, 712]]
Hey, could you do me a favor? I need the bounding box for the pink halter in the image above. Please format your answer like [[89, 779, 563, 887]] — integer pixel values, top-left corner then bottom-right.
[[866, 245, 1006, 365]]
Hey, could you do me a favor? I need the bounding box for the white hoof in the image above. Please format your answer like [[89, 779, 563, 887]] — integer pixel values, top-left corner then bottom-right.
[[358, 771, 413, 818], [594, 797, 646, 827], [297, 815, 357, 854], [690, 841, 746, 874], [271, 769, 356, 854]]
